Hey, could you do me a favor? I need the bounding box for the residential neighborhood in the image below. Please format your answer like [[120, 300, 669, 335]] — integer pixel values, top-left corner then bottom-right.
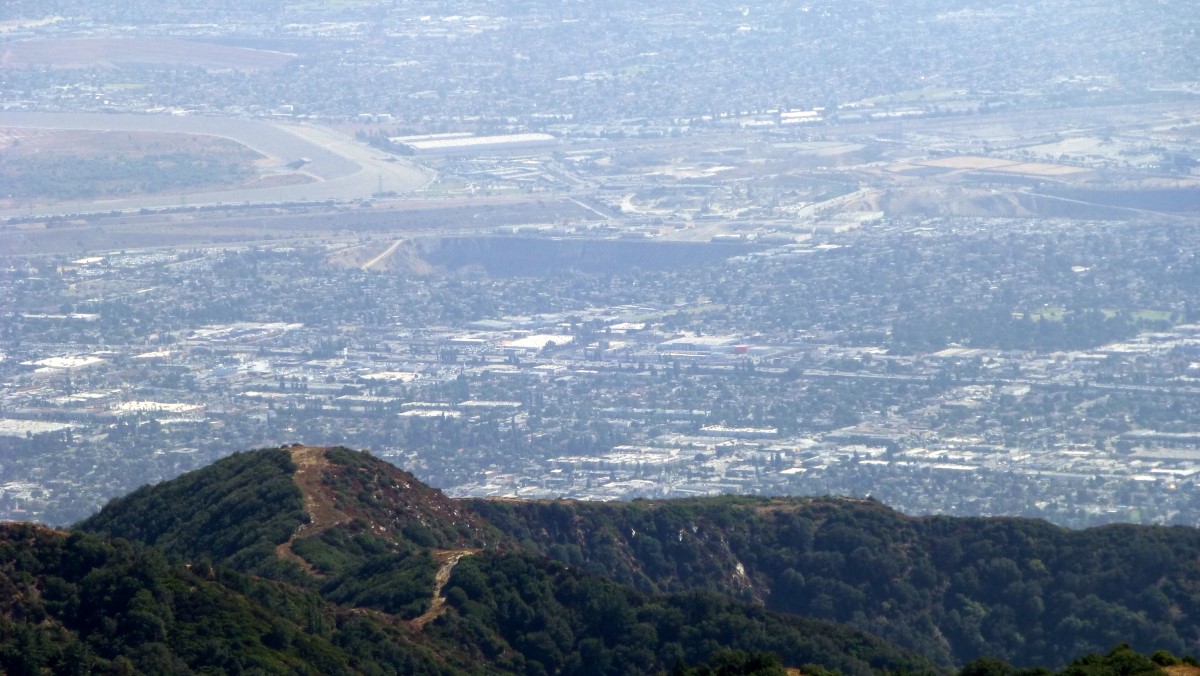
[[4, 209, 1200, 527], [2, 0, 1199, 529]]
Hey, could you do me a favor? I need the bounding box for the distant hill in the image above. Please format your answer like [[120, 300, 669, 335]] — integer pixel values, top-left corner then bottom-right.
[[0, 444, 1193, 674]]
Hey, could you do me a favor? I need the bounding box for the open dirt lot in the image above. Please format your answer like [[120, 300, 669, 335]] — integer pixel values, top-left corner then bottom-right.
[[921, 156, 1016, 170], [0, 113, 432, 219], [914, 156, 1088, 177], [990, 162, 1088, 177], [0, 128, 295, 206]]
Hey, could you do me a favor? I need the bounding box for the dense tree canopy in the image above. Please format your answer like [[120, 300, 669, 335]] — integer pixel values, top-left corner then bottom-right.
[[472, 495, 1200, 667]]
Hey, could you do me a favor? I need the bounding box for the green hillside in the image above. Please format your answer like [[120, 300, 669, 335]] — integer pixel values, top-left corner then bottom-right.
[[0, 444, 1190, 675], [65, 446, 939, 674], [432, 551, 929, 675], [78, 447, 307, 578], [0, 523, 448, 674], [470, 495, 1200, 667]]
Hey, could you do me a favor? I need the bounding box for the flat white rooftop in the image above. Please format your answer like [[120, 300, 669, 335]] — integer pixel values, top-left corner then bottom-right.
[[26, 355, 105, 369], [0, 419, 74, 438], [401, 132, 555, 151], [113, 401, 203, 414]]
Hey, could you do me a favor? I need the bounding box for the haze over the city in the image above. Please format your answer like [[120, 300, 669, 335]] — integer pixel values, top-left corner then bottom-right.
[[1, 0, 1199, 528]]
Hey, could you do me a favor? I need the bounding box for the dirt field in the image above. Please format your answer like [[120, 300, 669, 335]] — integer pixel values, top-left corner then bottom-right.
[[0, 38, 296, 70], [990, 162, 1088, 177], [0, 112, 431, 218], [0, 129, 294, 205], [1, 128, 259, 159], [921, 156, 1015, 170], [914, 155, 1088, 177]]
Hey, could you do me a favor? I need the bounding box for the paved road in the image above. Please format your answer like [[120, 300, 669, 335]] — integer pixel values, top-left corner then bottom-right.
[[0, 112, 433, 219]]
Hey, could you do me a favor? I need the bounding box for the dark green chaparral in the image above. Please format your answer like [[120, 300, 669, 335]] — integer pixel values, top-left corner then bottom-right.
[[0, 446, 1193, 674]]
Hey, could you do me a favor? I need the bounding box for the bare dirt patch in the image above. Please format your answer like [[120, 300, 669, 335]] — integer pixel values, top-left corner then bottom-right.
[[921, 156, 1016, 170], [1, 38, 296, 70], [880, 187, 1035, 218], [361, 239, 406, 270], [990, 162, 1089, 177], [275, 445, 352, 575], [241, 173, 315, 189], [410, 549, 478, 629], [327, 240, 435, 274], [2, 128, 257, 158], [0, 129, 272, 205]]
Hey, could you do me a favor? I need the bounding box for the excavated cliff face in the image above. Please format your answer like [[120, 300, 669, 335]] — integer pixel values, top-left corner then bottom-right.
[[326, 235, 762, 276], [415, 236, 763, 276]]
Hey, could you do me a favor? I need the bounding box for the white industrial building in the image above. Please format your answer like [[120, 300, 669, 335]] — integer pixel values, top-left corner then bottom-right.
[[390, 132, 557, 154]]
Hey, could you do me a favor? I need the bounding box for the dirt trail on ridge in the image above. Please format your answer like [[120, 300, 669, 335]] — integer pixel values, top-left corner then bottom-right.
[[411, 549, 478, 629], [275, 445, 351, 576]]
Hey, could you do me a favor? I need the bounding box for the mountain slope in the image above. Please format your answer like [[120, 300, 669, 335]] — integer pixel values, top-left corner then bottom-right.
[[469, 495, 1200, 668], [433, 550, 934, 676], [71, 446, 942, 674], [0, 522, 453, 675], [80, 446, 497, 560], [77, 447, 306, 578], [79, 445, 504, 620], [62, 445, 1200, 673]]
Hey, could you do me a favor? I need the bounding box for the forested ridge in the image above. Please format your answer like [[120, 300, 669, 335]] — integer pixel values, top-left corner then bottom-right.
[[472, 496, 1200, 668], [0, 446, 1197, 674]]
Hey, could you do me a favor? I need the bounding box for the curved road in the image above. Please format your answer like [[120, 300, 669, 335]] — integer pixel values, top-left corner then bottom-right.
[[0, 112, 434, 219]]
